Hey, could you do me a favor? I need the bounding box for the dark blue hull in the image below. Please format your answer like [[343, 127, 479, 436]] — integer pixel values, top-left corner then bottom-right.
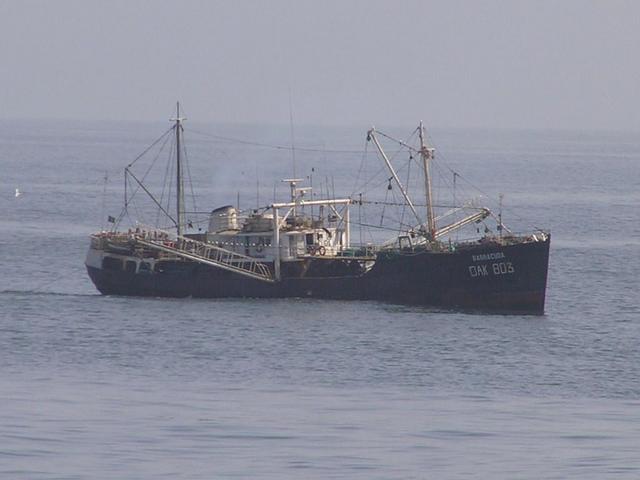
[[87, 236, 550, 315]]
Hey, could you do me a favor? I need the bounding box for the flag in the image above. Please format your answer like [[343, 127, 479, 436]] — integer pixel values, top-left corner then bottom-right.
[[107, 215, 116, 223]]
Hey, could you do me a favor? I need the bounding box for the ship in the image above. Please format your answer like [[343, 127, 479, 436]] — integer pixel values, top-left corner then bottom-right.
[[86, 105, 550, 314]]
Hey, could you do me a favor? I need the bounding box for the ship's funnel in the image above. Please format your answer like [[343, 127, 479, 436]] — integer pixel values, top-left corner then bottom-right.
[[208, 205, 238, 232]]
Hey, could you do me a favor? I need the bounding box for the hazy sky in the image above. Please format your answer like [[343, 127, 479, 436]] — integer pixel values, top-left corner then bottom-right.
[[1, 0, 639, 130]]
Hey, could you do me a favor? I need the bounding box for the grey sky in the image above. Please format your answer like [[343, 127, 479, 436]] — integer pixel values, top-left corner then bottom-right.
[[1, 0, 638, 131]]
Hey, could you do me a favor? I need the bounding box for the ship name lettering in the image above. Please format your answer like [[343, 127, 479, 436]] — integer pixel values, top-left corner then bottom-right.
[[472, 252, 505, 262]]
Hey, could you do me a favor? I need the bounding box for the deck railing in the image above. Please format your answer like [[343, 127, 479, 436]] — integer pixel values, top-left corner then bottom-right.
[[93, 229, 274, 283]]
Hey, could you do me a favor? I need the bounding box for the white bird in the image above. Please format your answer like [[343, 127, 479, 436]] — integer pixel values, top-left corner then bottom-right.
[[15, 188, 21, 197]]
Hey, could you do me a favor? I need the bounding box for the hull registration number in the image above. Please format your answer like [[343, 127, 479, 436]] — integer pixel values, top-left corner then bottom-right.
[[469, 262, 515, 277]]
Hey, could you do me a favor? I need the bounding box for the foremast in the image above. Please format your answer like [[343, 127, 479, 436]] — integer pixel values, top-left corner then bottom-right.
[[419, 121, 436, 240]]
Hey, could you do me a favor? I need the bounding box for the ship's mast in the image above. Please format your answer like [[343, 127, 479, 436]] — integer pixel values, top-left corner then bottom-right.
[[419, 121, 436, 239], [172, 102, 186, 236]]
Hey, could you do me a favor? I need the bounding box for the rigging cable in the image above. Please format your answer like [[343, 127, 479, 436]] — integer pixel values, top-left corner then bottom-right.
[[127, 126, 174, 168], [181, 129, 199, 226], [352, 128, 418, 200], [164, 137, 176, 230], [122, 128, 174, 223], [351, 129, 417, 243], [156, 133, 176, 228], [380, 178, 392, 226], [421, 129, 537, 230], [100, 171, 108, 231], [189, 128, 365, 154]]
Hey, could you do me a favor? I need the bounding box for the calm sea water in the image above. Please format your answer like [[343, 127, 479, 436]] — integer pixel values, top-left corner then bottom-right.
[[1, 119, 639, 479]]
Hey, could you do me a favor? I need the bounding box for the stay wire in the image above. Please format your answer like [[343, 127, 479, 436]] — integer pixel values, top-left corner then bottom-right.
[[429, 142, 531, 227], [181, 129, 198, 221], [189, 128, 365, 155], [165, 139, 175, 230], [418, 127, 537, 229], [156, 134, 175, 227], [127, 126, 174, 168], [348, 138, 371, 199], [352, 128, 420, 241], [126, 127, 173, 207], [353, 135, 414, 199]]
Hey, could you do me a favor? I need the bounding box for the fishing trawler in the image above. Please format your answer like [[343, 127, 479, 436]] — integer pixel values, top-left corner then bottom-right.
[[86, 105, 550, 314]]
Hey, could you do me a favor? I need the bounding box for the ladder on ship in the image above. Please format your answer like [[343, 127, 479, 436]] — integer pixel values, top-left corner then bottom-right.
[[135, 235, 275, 283]]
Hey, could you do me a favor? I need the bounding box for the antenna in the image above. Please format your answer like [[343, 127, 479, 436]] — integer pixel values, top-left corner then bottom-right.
[[309, 166, 314, 219], [288, 88, 297, 179], [100, 170, 108, 231], [256, 163, 260, 209], [499, 193, 504, 238], [453, 172, 458, 207], [453, 171, 459, 241]]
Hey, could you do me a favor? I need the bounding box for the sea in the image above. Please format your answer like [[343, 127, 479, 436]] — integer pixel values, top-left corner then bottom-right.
[[1, 118, 639, 479]]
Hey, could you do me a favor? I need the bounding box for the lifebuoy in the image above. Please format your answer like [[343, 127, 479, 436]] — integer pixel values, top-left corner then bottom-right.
[[318, 246, 326, 256]]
